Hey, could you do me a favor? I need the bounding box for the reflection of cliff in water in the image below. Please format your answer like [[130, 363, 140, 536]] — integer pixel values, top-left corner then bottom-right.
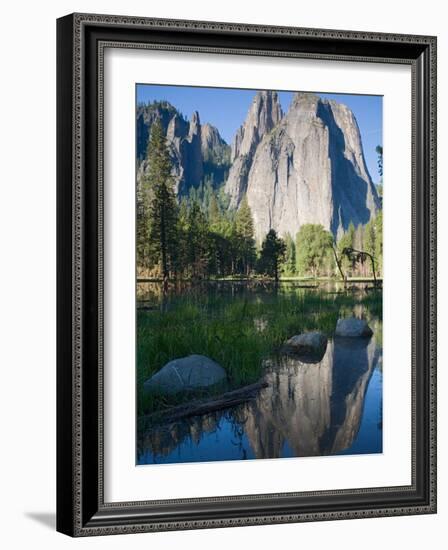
[[138, 337, 381, 463], [238, 338, 379, 458], [235, 348, 333, 458]]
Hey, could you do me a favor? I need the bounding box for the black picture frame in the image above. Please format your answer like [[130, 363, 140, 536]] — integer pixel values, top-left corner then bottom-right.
[[57, 13, 437, 537]]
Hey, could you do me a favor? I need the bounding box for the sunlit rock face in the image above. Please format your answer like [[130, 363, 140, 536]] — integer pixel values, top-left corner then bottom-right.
[[224, 91, 283, 208], [226, 91, 380, 242], [137, 91, 380, 241]]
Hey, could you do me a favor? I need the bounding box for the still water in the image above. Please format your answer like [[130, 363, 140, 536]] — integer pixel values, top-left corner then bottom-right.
[[137, 282, 382, 464]]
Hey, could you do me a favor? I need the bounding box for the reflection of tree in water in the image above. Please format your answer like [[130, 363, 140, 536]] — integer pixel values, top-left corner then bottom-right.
[[228, 415, 247, 459], [138, 336, 381, 462], [138, 411, 221, 461], [138, 407, 251, 462]]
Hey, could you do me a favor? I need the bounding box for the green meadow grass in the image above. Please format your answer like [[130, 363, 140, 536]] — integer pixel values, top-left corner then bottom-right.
[[137, 288, 382, 417]]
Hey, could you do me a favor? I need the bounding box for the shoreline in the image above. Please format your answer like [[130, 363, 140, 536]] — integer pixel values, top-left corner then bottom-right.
[[137, 276, 383, 284]]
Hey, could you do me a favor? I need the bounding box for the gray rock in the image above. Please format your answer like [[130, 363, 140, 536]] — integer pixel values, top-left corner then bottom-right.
[[183, 110, 204, 187], [335, 318, 373, 338], [136, 105, 229, 198], [143, 354, 227, 395], [283, 331, 328, 362], [227, 92, 380, 242], [201, 122, 228, 159], [137, 91, 381, 243], [225, 91, 283, 207]]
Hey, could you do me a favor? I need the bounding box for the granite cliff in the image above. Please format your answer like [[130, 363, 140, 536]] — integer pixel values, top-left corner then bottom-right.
[[137, 102, 230, 196], [225, 91, 380, 240], [225, 91, 283, 208], [137, 91, 380, 240]]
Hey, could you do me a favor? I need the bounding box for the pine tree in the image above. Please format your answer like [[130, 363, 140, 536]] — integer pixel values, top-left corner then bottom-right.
[[235, 196, 256, 276], [374, 211, 383, 277], [136, 178, 150, 272], [364, 220, 376, 257], [282, 233, 296, 276], [145, 120, 179, 281], [258, 229, 286, 282], [186, 201, 210, 278], [176, 199, 190, 277], [208, 194, 221, 229]]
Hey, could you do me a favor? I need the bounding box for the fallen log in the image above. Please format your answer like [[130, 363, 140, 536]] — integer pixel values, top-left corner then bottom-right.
[[141, 381, 268, 426]]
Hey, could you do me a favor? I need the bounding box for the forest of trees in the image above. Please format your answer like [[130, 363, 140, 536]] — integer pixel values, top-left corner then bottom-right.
[[137, 120, 383, 282]]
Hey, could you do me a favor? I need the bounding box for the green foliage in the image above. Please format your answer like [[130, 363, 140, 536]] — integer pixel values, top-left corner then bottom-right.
[[138, 131, 261, 280], [202, 142, 231, 167], [136, 286, 383, 416], [363, 219, 376, 257], [136, 185, 150, 270], [296, 224, 334, 277], [336, 216, 383, 279], [136, 119, 382, 282], [188, 175, 230, 213], [234, 196, 257, 275], [374, 211, 383, 275], [337, 222, 356, 275], [258, 230, 287, 281], [208, 194, 221, 227], [175, 199, 190, 273], [282, 234, 296, 276], [184, 201, 211, 278], [139, 120, 179, 278]]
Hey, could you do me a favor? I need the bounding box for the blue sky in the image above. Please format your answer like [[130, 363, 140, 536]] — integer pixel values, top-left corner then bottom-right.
[[137, 84, 382, 183]]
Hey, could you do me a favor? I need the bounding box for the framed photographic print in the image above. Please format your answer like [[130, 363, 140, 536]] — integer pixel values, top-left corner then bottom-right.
[[56, 13, 437, 536]]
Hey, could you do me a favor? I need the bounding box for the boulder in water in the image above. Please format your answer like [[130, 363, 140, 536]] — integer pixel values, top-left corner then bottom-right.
[[335, 318, 373, 338], [283, 331, 328, 362], [143, 354, 227, 395]]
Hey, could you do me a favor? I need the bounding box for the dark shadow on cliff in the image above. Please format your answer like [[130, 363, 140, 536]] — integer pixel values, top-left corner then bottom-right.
[[317, 100, 376, 235]]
